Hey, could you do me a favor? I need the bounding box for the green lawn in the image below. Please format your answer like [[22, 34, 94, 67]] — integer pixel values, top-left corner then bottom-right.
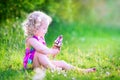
[[0, 19, 120, 80]]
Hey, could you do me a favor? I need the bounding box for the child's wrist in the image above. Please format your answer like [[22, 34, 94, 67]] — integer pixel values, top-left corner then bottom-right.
[[53, 45, 60, 50]]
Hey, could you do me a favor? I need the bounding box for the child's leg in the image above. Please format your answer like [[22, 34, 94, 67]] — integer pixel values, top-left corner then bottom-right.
[[33, 53, 96, 72], [75, 67, 96, 73], [52, 60, 96, 73], [51, 60, 74, 70], [33, 52, 40, 68], [33, 52, 55, 70]]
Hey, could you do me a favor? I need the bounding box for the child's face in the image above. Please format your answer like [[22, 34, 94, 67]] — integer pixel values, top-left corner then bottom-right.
[[35, 19, 49, 36]]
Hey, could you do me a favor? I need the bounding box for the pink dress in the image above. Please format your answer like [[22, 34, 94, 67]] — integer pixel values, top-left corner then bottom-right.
[[23, 36, 46, 69]]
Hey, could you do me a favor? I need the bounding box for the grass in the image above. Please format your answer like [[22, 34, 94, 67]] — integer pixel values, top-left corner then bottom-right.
[[0, 18, 120, 80]]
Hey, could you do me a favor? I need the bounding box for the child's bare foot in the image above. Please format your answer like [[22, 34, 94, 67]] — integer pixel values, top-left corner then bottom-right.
[[84, 68, 96, 73], [75, 67, 96, 73]]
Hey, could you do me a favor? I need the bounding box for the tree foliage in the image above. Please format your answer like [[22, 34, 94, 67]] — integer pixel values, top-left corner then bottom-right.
[[0, 0, 45, 21], [0, 0, 119, 25], [0, 0, 94, 22]]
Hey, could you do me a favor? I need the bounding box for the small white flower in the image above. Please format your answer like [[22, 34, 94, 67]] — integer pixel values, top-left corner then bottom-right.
[[106, 71, 110, 76], [63, 73, 67, 77], [51, 69, 55, 73], [58, 71, 61, 75], [72, 77, 76, 80]]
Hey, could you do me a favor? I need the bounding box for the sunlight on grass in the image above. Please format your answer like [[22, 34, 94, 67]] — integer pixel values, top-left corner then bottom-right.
[[0, 19, 120, 80]]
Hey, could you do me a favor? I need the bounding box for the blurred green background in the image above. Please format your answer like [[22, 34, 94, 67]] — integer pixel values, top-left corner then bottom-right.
[[0, 0, 120, 80], [1, 0, 120, 25]]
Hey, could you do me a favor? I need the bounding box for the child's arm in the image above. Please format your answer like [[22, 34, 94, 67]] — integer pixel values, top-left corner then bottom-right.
[[28, 37, 59, 55]]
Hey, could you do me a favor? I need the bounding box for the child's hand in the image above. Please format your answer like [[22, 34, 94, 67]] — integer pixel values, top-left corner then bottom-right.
[[50, 48, 60, 58]]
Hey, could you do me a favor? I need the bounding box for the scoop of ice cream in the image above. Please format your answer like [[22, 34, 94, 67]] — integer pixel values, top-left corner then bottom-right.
[[54, 35, 63, 48]]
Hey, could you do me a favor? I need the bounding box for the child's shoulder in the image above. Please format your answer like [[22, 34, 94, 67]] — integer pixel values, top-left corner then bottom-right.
[[26, 36, 34, 43], [26, 36, 39, 43], [25, 36, 36, 47]]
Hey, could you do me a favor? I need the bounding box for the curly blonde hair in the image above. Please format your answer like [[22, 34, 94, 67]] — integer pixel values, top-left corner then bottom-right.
[[22, 11, 52, 37]]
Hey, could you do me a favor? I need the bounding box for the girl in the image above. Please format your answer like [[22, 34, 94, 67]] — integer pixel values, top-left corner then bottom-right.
[[22, 11, 96, 73]]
